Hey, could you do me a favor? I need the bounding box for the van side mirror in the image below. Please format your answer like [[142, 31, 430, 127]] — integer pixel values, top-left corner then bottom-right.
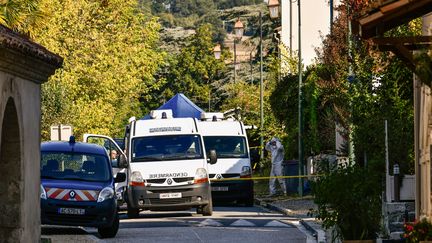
[[207, 150, 217, 165], [118, 154, 128, 168], [114, 172, 126, 183]]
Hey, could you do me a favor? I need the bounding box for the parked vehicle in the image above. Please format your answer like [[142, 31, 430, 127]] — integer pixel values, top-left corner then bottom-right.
[[87, 135, 128, 204], [40, 136, 127, 238], [198, 112, 254, 206], [84, 109, 217, 218]]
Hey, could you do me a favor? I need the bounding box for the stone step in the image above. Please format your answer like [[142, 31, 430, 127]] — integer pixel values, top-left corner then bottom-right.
[[389, 222, 404, 233]]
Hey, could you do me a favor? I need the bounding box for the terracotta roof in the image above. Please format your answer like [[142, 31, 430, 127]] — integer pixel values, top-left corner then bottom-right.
[[0, 24, 63, 67], [355, 0, 432, 39]]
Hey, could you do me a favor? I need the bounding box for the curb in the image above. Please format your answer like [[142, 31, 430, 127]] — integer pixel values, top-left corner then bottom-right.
[[255, 198, 325, 243], [300, 220, 318, 237]]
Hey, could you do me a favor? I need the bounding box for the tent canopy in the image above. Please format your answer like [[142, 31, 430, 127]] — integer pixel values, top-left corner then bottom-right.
[[141, 93, 204, 120]]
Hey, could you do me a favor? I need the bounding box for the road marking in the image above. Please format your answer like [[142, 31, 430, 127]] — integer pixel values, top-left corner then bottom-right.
[[198, 219, 223, 227], [194, 219, 294, 228], [263, 220, 290, 227], [230, 219, 255, 227]]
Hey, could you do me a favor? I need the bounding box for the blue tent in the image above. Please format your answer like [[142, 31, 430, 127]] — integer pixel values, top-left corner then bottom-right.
[[141, 93, 204, 119]]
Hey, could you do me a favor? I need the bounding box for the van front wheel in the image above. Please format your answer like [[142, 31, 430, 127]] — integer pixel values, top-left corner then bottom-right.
[[98, 213, 119, 238], [201, 200, 213, 216], [242, 195, 254, 207]]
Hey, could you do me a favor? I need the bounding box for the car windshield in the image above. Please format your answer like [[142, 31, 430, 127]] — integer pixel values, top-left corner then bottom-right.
[[203, 136, 248, 158], [131, 135, 203, 162], [41, 152, 111, 182]]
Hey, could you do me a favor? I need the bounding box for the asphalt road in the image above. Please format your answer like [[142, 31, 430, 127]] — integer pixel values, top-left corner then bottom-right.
[[42, 204, 314, 243]]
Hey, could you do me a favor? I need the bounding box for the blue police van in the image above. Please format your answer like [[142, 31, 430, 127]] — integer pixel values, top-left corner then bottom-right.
[[40, 136, 127, 238]]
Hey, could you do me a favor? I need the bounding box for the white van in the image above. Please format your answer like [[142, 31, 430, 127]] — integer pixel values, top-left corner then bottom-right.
[[85, 109, 216, 218], [198, 112, 254, 206]]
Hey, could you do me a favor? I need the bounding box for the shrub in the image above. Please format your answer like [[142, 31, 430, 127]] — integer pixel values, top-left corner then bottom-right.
[[311, 162, 382, 241], [403, 219, 432, 243]]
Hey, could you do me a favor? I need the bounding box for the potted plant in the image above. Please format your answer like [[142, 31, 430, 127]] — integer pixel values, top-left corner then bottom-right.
[[403, 219, 432, 243], [311, 161, 382, 242]]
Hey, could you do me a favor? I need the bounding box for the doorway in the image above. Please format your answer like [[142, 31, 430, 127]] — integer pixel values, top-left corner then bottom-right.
[[0, 97, 22, 241]]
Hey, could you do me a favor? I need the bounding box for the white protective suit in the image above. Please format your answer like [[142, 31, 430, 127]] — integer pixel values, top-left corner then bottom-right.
[[265, 137, 286, 195]]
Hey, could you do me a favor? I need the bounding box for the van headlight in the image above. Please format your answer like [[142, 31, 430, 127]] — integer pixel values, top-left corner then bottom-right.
[[97, 187, 114, 202], [194, 168, 208, 184], [40, 185, 47, 200], [240, 166, 252, 178], [130, 171, 145, 186]]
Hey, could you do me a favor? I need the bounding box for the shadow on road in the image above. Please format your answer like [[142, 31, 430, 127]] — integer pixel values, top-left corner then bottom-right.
[[41, 226, 88, 235]]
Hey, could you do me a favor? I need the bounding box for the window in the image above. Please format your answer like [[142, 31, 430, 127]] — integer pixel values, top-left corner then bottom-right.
[[203, 136, 248, 158], [41, 152, 110, 182], [131, 135, 203, 162]]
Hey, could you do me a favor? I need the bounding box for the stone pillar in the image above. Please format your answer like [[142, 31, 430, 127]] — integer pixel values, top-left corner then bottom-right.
[[0, 25, 62, 242], [416, 12, 432, 221]]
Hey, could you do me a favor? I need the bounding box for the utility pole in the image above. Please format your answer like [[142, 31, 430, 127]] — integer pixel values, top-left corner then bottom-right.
[[330, 0, 333, 34], [289, 0, 292, 56], [250, 51, 253, 83], [259, 11, 264, 161], [297, 0, 304, 197], [234, 40, 237, 83], [347, 5, 355, 162]]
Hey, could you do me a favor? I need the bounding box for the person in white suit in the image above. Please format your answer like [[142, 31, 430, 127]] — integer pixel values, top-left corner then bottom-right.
[[265, 137, 287, 196]]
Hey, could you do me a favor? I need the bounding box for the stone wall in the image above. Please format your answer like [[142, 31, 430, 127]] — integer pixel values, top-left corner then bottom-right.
[[384, 201, 415, 239], [0, 73, 42, 242], [0, 24, 62, 242]]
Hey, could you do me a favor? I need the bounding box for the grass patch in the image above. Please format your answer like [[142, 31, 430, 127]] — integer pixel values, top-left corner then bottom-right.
[[253, 166, 270, 197]]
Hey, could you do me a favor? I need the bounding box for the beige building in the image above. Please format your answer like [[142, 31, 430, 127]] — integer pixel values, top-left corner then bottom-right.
[[0, 25, 62, 242], [356, 0, 432, 221]]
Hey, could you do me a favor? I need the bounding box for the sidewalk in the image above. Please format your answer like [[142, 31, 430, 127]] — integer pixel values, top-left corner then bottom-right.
[[255, 195, 326, 243], [41, 226, 99, 243]]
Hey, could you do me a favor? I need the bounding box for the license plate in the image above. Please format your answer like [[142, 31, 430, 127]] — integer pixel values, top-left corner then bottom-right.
[[212, 186, 229, 192], [58, 208, 85, 215], [159, 193, 182, 199]]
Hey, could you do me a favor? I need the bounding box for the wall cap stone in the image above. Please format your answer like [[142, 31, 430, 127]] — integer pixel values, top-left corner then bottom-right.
[[0, 24, 63, 83]]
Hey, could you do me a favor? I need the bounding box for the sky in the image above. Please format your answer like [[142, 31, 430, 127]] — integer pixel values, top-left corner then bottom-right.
[[279, 0, 340, 67]]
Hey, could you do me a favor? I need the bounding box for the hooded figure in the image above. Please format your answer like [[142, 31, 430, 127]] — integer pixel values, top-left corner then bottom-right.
[[265, 137, 286, 196]]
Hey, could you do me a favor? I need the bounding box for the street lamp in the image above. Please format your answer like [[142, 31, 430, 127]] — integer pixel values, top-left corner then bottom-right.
[[269, 0, 292, 56], [268, 0, 280, 19], [230, 13, 264, 160], [213, 44, 221, 60], [211, 44, 223, 112], [233, 18, 244, 83], [234, 18, 244, 40], [269, 0, 304, 196]]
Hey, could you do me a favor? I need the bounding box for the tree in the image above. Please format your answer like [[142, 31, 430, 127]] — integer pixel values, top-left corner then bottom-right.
[[157, 23, 229, 110], [0, 0, 45, 37], [268, 0, 417, 172], [34, 0, 165, 140]]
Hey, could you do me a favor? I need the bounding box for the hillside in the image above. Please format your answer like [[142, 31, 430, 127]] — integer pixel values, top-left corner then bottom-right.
[[159, 3, 277, 71]]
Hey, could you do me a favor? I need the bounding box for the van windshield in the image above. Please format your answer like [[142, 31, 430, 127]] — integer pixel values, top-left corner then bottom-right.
[[131, 135, 203, 162], [41, 152, 111, 182], [203, 136, 248, 158]]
